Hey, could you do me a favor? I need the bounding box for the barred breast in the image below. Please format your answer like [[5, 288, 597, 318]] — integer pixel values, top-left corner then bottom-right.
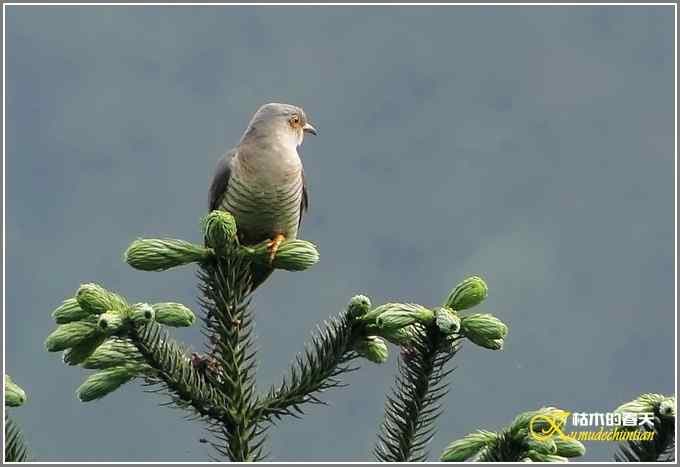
[[220, 158, 303, 244]]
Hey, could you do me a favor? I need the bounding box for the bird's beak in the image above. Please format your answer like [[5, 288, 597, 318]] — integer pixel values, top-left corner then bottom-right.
[[303, 123, 318, 136]]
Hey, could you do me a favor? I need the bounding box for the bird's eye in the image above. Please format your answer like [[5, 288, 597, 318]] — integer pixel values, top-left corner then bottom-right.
[[289, 115, 300, 126]]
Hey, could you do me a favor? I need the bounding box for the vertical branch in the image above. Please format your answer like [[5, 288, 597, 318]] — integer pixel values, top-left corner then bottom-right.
[[374, 325, 457, 462], [198, 252, 265, 461], [614, 414, 675, 462], [5, 415, 30, 462]]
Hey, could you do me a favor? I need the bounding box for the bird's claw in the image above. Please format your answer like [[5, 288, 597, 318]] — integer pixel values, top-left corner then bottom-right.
[[267, 234, 286, 264]]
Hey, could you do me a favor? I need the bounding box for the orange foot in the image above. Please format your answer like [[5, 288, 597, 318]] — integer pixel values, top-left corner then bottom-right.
[[267, 233, 286, 264]]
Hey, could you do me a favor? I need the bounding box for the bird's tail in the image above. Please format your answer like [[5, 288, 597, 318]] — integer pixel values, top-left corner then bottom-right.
[[250, 264, 273, 292]]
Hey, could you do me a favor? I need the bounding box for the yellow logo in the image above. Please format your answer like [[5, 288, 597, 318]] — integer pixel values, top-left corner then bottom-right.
[[528, 410, 656, 443], [529, 410, 572, 441]]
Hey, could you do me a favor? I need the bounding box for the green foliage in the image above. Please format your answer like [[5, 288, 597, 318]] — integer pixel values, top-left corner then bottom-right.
[[346, 294, 372, 319], [128, 322, 228, 421], [45, 214, 520, 462], [361, 302, 433, 325], [152, 303, 196, 327], [614, 394, 675, 462], [81, 338, 143, 370], [5, 375, 27, 408], [51, 298, 91, 324], [129, 303, 155, 325], [257, 311, 365, 421], [435, 307, 461, 335], [197, 231, 265, 461], [45, 321, 102, 352], [440, 430, 498, 461], [441, 407, 584, 462], [63, 335, 107, 366], [124, 238, 214, 271], [76, 365, 140, 402], [5, 415, 30, 462], [45, 283, 204, 405], [375, 304, 434, 331], [460, 313, 508, 351], [242, 238, 320, 271], [202, 210, 238, 251], [76, 283, 128, 315], [554, 437, 587, 458], [445, 275, 488, 310], [614, 393, 674, 418], [354, 336, 389, 364], [97, 312, 126, 333], [373, 277, 508, 462], [375, 325, 457, 461], [5, 376, 30, 462]]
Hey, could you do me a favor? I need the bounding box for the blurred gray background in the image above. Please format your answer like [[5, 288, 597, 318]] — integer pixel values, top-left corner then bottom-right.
[[4, 5, 675, 462]]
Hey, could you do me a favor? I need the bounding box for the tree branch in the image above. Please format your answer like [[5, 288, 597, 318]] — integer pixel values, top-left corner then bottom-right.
[[255, 312, 364, 421], [614, 414, 675, 462], [197, 251, 264, 461], [128, 322, 229, 424], [374, 325, 456, 462], [4, 415, 30, 462]]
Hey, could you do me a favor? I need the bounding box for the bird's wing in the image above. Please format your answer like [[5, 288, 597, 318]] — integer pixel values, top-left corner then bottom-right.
[[299, 168, 309, 228], [209, 148, 237, 211]]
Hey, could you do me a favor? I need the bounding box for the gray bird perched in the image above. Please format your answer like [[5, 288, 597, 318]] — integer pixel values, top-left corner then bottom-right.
[[209, 103, 318, 290]]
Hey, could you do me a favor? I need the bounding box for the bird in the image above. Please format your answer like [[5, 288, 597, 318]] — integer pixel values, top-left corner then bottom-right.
[[208, 103, 318, 290]]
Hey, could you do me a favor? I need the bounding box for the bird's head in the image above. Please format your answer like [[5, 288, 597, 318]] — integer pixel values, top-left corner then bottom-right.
[[242, 103, 318, 147]]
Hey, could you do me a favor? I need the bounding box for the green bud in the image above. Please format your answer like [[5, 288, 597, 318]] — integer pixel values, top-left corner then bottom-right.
[[363, 303, 433, 328], [525, 438, 557, 455], [76, 366, 138, 402], [52, 298, 91, 324], [360, 303, 392, 322], [658, 398, 675, 419], [470, 336, 504, 351], [124, 238, 213, 272], [272, 240, 320, 271], [76, 283, 127, 315], [553, 438, 586, 458], [376, 305, 434, 332], [377, 311, 418, 330], [202, 210, 238, 250], [378, 325, 419, 346], [613, 394, 671, 433], [152, 303, 195, 327], [45, 321, 101, 352], [461, 313, 508, 350], [347, 295, 372, 319], [435, 307, 461, 335], [5, 375, 27, 407], [82, 339, 142, 370], [129, 303, 155, 325], [615, 393, 666, 415], [461, 313, 507, 339], [511, 407, 569, 439], [440, 430, 497, 462], [244, 239, 320, 271], [445, 276, 488, 310], [63, 334, 107, 366], [97, 312, 126, 334], [354, 336, 388, 364]]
